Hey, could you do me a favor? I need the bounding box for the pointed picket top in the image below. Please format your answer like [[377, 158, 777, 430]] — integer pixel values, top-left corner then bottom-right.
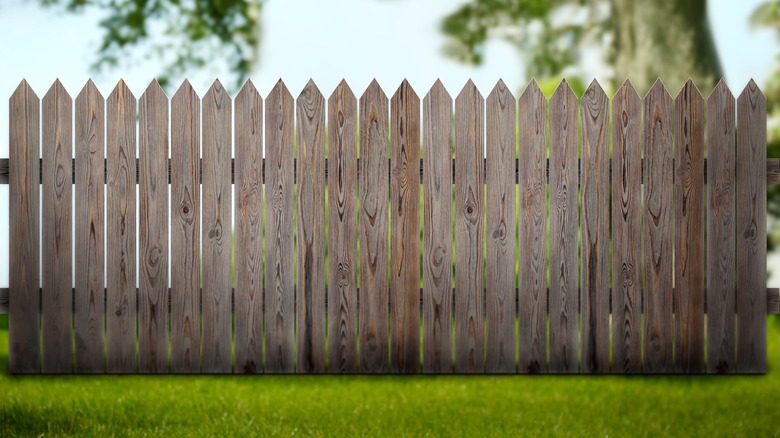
[[708, 77, 733, 101], [487, 79, 514, 105], [238, 78, 257, 97], [12, 78, 38, 100], [43, 79, 71, 106], [675, 78, 703, 109], [360, 78, 388, 104], [456, 79, 483, 104], [328, 79, 356, 106], [613, 79, 640, 101], [298, 78, 324, 103], [172, 78, 199, 103], [550, 79, 576, 105], [519, 78, 544, 103], [268, 78, 293, 104], [424, 79, 451, 106], [645, 78, 672, 102], [583, 79, 607, 100], [108, 79, 135, 105], [738, 78, 766, 107], [76, 78, 104, 103], [392, 78, 419, 103], [204, 79, 228, 100], [141, 79, 167, 102]]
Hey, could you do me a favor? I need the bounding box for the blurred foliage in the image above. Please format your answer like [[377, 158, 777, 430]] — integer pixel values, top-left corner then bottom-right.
[[38, 0, 262, 89]]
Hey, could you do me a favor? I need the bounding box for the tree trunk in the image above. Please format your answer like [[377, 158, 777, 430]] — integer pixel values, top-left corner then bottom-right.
[[611, 0, 723, 94]]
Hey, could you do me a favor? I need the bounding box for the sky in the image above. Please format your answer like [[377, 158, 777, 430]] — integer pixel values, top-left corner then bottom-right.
[[0, 0, 778, 287]]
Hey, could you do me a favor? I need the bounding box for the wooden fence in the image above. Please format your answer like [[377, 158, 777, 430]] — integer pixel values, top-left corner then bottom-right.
[[3, 78, 780, 374]]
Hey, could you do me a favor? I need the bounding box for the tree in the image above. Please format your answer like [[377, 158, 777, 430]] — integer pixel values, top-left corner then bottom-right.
[[441, 0, 723, 94], [39, 0, 262, 89]]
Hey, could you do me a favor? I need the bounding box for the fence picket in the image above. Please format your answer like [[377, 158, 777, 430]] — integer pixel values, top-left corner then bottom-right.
[[611, 80, 642, 374], [296, 80, 326, 373], [390, 80, 421, 373], [327, 80, 358, 373], [422, 80, 453, 374], [75, 80, 105, 373], [138, 80, 169, 373], [42, 80, 72, 373], [707, 80, 736, 374], [234, 80, 264, 373], [359, 80, 390, 373], [736, 80, 767, 373], [170, 80, 201, 373], [106, 80, 137, 373], [485, 80, 516, 373], [674, 80, 705, 374], [265, 80, 295, 373], [202, 80, 232, 373], [548, 81, 578, 374], [518, 80, 547, 374], [9, 81, 40, 374], [455, 80, 484, 373]]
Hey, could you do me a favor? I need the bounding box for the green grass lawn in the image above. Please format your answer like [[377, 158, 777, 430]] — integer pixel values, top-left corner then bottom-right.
[[1, 315, 779, 437]]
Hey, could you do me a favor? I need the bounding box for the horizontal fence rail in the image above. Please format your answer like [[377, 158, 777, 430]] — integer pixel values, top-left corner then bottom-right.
[[4, 77, 773, 374]]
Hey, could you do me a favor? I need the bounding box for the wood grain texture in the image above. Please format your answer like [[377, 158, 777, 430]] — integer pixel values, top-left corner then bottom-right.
[[106, 80, 137, 373], [454, 80, 484, 373], [9, 80, 41, 373], [234, 80, 264, 373], [327, 80, 358, 373], [707, 80, 736, 374], [75, 80, 105, 373], [296, 80, 326, 373], [611, 80, 642, 374], [264, 80, 295, 373], [518, 80, 547, 374], [138, 80, 169, 373], [674, 80, 705, 374], [41, 80, 73, 373], [580, 80, 609, 374], [643, 80, 674, 374], [170, 80, 200, 373], [422, 80, 453, 373], [736, 80, 767, 373], [580, 81, 610, 373], [548, 81, 578, 374], [359, 80, 389, 373], [201, 80, 232, 373], [485, 80, 516, 374], [390, 80, 421, 373]]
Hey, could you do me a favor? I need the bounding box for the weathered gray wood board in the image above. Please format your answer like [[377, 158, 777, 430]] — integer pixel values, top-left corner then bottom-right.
[[201, 80, 232, 373], [106, 80, 137, 373], [518, 80, 546, 374], [390, 80, 421, 374], [359, 80, 390, 373], [170, 81, 201, 373], [296, 80, 326, 374], [485, 80, 516, 374], [422, 80, 453, 374], [75, 80, 105, 373], [611, 81, 642, 374], [234, 80, 264, 374], [327, 81, 359, 373], [41, 80, 73, 373]]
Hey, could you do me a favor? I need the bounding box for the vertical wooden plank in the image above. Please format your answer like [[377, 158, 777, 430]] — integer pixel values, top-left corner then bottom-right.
[[422, 80, 453, 374], [580, 80, 609, 374], [296, 80, 326, 373], [674, 80, 705, 374], [138, 80, 169, 373], [265, 80, 295, 373], [454, 80, 484, 374], [390, 80, 421, 374], [359, 80, 389, 373], [485, 80, 516, 374], [518, 80, 547, 374], [170, 80, 200, 373], [548, 81, 578, 374], [736, 80, 767, 373], [9, 80, 40, 374], [106, 80, 137, 373], [327, 80, 358, 373], [611, 80, 642, 374], [41, 80, 72, 373], [75, 80, 105, 373], [707, 79, 736, 374], [643, 80, 674, 374], [202, 80, 232, 373], [234, 80, 263, 374]]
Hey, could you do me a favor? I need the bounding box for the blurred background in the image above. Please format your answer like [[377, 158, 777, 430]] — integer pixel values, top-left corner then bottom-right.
[[0, 0, 779, 285]]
